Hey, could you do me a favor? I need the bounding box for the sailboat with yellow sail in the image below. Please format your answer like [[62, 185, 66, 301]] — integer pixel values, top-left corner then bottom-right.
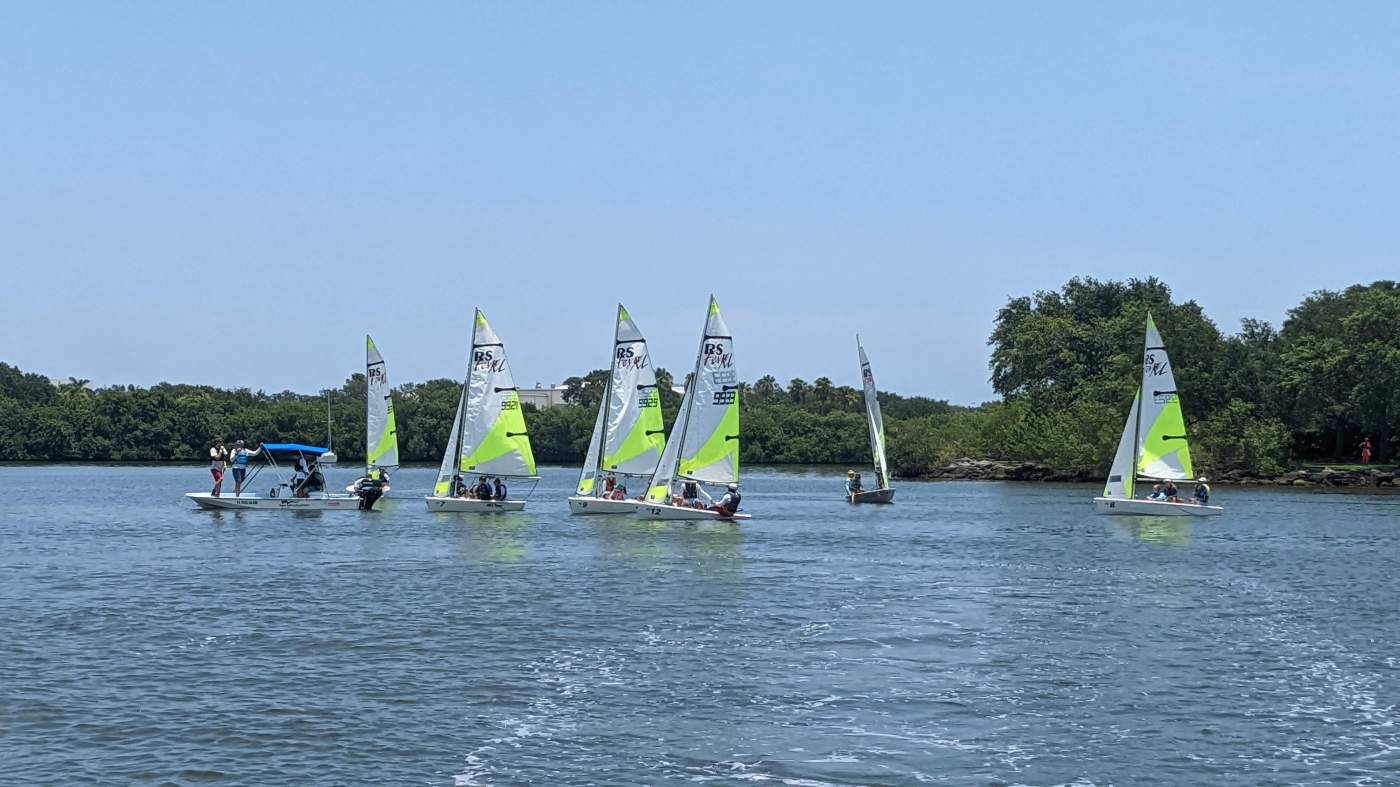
[[638, 295, 751, 521], [568, 304, 666, 515], [1093, 315, 1223, 517], [425, 309, 538, 513]]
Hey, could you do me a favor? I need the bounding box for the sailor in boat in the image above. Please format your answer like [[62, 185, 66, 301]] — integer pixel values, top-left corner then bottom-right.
[[602, 474, 618, 497], [449, 474, 469, 498], [609, 482, 627, 501], [209, 439, 228, 497], [492, 477, 508, 501], [846, 470, 863, 498], [1147, 483, 1166, 501], [229, 440, 262, 497], [711, 483, 742, 516], [1163, 480, 1181, 502], [1193, 477, 1211, 505], [875, 469, 886, 490], [677, 480, 703, 509], [473, 476, 493, 500]]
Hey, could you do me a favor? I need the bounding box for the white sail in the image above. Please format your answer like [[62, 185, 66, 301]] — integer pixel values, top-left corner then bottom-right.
[[603, 304, 666, 477], [459, 309, 536, 478], [434, 384, 469, 496], [577, 397, 606, 495], [365, 335, 399, 471], [1137, 315, 1193, 480], [645, 382, 694, 503], [1103, 388, 1140, 499], [857, 338, 889, 488], [677, 296, 740, 484]]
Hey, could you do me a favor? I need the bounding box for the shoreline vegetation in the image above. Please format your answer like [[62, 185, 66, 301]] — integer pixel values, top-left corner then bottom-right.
[[3, 278, 1396, 487]]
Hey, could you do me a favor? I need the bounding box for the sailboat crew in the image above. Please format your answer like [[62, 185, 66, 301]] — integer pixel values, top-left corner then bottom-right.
[[846, 470, 863, 497], [712, 483, 742, 516], [1193, 477, 1211, 505]]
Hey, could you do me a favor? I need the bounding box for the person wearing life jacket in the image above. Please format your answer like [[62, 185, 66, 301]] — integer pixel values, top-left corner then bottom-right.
[[474, 476, 492, 500], [1193, 477, 1211, 505], [229, 440, 262, 497], [492, 477, 508, 501], [681, 480, 701, 508], [846, 470, 863, 499], [713, 483, 741, 516]]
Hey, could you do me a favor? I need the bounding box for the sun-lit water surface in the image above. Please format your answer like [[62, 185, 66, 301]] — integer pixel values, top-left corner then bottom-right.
[[3, 464, 1399, 785]]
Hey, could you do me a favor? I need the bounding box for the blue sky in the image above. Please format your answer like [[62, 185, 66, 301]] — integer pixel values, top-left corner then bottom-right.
[[4, 3, 1397, 403]]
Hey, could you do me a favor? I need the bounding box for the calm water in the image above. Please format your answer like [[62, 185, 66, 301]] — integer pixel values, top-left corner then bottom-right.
[[3, 465, 1399, 786]]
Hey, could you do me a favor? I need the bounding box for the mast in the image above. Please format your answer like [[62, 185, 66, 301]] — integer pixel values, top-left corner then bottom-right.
[[450, 310, 478, 483], [1130, 314, 1149, 498], [673, 300, 711, 485], [592, 304, 622, 489]]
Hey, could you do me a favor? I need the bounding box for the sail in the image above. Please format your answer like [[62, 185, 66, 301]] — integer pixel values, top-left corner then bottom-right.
[[602, 304, 666, 476], [1103, 388, 1140, 498], [459, 309, 537, 477], [365, 335, 399, 471], [678, 296, 740, 484], [857, 339, 889, 488], [433, 384, 469, 496], [576, 398, 606, 495], [645, 383, 694, 503], [1137, 315, 1193, 480]]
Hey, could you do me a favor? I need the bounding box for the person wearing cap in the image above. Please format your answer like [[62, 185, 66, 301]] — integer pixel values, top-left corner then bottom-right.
[[712, 483, 742, 516], [228, 439, 262, 497], [1193, 477, 1211, 505], [209, 439, 228, 497]]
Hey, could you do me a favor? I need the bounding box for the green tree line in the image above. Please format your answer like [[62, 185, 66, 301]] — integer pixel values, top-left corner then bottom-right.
[[2, 278, 1395, 476]]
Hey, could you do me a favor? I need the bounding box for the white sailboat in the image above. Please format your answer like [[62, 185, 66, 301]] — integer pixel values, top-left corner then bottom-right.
[[1093, 315, 1223, 517], [849, 336, 895, 504], [637, 296, 751, 521], [344, 334, 399, 496], [425, 309, 538, 513], [568, 304, 667, 515]]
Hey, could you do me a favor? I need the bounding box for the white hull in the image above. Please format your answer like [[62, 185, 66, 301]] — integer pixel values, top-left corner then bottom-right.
[[425, 496, 527, 513], [1092, 497, 1223, 517], [849, 487, 895, 504], [567, 496, 644, 515], [636, 502, 752, 521], [186, 492, 360, 511]]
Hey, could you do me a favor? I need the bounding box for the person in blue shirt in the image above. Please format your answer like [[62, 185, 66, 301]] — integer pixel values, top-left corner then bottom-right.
[[229, 440, 262, 497], [1148, 483, 1166, 501]]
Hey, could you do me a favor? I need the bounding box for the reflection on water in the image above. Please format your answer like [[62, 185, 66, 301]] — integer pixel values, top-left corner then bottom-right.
[[1121, 516, 1194, 546], [447, 512, 534, 563]]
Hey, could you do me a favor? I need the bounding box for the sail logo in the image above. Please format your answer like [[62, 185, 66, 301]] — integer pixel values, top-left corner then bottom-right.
[[862, 366, 874, 383], [367, 364, 386, 384], [639, 391, 660, 408], [473, 350, 507, 373], [702, 343, 733, 368], [614, 347, 649, 370], [1144, 353, 1170, 378]]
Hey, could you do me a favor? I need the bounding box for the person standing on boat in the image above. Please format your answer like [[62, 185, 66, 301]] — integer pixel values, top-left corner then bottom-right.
[[209, 439, 228, 497], [1193, 477, 1211, 505], [229, 440, 261, 497], [712, 483, 742, 516], [1361, 437, 1374, 464]]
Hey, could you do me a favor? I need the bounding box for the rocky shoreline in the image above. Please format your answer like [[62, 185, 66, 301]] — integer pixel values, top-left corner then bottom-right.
[[916, 458, 1398, 488]]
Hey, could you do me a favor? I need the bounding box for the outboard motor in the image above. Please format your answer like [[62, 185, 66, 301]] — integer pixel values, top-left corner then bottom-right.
[[353, 477, 385, 510]]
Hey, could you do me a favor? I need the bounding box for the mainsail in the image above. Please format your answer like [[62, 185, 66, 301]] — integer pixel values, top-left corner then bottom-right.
[[857, 337, 889, 488], [365, 335, 399, 472], [432, 309, 537, 496], [677, 296, 739, 484], [1101, 314, 1194, 498], [1137, 315, 1193, 480], [577, 304, 666, 496]]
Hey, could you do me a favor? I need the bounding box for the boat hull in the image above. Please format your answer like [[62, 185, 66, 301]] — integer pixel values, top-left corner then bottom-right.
[[635, 502, 752, 521], [849, 488, 895, 504], [424, 496, 527, 513], [186, 492, 360, 511], [567, 496, 644, 515], [1092, 497, 1223, 517]]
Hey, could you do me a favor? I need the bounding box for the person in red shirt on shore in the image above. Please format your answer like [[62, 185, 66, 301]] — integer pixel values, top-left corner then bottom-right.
[[1360, 437, 1373, 464]]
